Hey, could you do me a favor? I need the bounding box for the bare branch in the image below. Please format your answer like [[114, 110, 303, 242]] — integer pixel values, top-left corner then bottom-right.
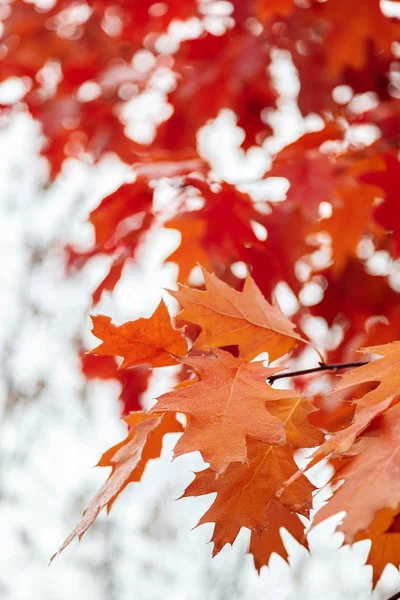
[[268, 361, 369, 384]]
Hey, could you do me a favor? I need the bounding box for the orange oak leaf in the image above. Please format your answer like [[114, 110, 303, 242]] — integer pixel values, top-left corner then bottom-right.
[[249, 499, 307, 572], [183, 439, 315, 554], [313, 403, 400, 544], [153, 350, 300, 473], [90, 300, 187, 368], [170, 267, 305, 362], [154, 348, 324, 474], [367, 509, 400, 583], [53, 412, 183, 559], [309, 343, 400, 463]]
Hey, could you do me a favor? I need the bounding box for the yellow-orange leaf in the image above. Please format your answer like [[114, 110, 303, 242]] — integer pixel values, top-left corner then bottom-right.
[[90, 300, 187, 368], [170, 267, 305, 362]]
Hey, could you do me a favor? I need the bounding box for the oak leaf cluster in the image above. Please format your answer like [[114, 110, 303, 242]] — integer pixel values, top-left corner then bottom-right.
[[4, 0, 400, 584]]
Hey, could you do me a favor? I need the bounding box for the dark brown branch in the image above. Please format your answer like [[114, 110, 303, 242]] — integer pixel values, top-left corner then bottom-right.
[[387, 591, 400, 600], [267, 361, 369, 384]]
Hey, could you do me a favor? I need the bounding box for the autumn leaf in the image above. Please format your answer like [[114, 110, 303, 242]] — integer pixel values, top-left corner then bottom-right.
[[8, 0, 400, 583], [170, 267, 305, 362], [154, 349, 320, 474], [367, 509, 400, 583], [81, 353, 149, 415], [266, 122, 343, 220], [164, 218, 212, 283], [244, 202, 314, 298], [152, 29, 277, 152], [53, 412, 183, 559], [90, 0, 200, 43], [313, 403, 400, 546], [155, 348, 324, 474], [183, 439, 315, 554], [307, 0, 400, 76], [91, 256, 127, 305], [90, 300, 187, 368], [90, 178, 154, 248], [309, 258, 400, 364], [309, 342, 400, 462], [163, 180, 272, 284], [318, 182, 383, 275], [362, 152, 400, 258], [249, 499, 307, 572]]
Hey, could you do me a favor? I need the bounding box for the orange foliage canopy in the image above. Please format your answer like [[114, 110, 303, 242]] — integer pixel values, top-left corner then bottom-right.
[[5, 0, 400, 585]]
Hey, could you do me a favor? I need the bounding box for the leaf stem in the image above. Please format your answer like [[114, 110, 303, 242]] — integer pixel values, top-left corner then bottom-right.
[[268, 361, 369, 384]]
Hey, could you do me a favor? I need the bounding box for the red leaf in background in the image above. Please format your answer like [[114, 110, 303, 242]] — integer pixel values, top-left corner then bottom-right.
[[0, 1, 153, 176], [163, 179, 270, 281], [152, 29, 277, 152], [317, 182, 382, 275], [245, 202, 313, 297], [306, 0, 400, 76], [164, 218, 212, 283], [87, 0, 200, 44], [281, 4, 395, 117], [309, 259, 400, 367], [81, 353, 149, 414], [362, 152, 400, 258], [90, 178, 153, 248], [267, 123, 343, 220]]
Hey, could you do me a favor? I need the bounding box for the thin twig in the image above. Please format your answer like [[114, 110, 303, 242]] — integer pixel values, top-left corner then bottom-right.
[[387, 591, 400, 600], [268, 361, 369, 384]]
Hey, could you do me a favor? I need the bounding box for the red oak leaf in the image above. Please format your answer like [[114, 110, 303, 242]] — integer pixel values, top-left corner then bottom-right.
[[90, 300, 187, 368]]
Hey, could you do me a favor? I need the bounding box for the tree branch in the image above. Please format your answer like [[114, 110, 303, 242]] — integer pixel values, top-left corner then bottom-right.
[[387, 591, 400, 600], [267, 361, 369, 384]]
